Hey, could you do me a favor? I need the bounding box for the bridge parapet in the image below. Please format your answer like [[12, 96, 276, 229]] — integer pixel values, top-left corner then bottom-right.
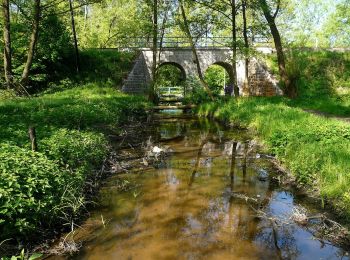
[[115, 36, 272, 49]]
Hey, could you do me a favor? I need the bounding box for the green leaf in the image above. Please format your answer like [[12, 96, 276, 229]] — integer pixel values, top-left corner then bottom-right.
[[29, 253, 43, 260]]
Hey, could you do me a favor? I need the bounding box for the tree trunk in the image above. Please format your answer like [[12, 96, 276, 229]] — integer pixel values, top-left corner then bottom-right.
[[69, 0, 80, 73], [179, 0, 214, 101], [259, 0, 296, 98], [242, 0, 250, 95], [20, 0, 41, 87], [2, 0, 13, 88], [158, 1, 169, 62], [28, 127, 38, 152], [148, 0, 158, 103], [231, 0, 239, 97]]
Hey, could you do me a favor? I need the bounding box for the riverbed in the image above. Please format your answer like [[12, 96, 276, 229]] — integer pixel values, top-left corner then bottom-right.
[[50, 113, 349, 259]]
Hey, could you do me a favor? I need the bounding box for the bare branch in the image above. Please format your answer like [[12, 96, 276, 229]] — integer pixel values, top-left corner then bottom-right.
[[273, 0, 280, 19]]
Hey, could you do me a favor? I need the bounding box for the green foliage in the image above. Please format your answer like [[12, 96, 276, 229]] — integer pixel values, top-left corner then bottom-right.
[[198, 97, 350, 220], [155, 64, 185, 90], [7, 11, 74, 89], [39, 49, 136, 94], [1, 249, 42, 260], [77, 49, 136, 86], [36, 14, 73, 66], [75, 0, 151, 48], [0, 144, 72, 238], [42, 129, 108, 172], [319, 1, 350, 47], [0, 85, 149, 241], [204, 65, 229, 96], [266, 50, 350, 116], [183, 77, 213, 104], [277, 0, 350, 48]]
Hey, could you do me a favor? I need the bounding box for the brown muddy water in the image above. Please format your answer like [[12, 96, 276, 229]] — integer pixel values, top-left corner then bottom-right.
[[51, 113, 349, 260]]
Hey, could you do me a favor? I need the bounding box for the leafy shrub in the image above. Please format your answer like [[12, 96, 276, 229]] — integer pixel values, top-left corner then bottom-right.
[[183, 77, 214, 104], [77, 49, 136, 87], [42, 129, 108, 173], [0, 89, 16, 100], [0, 85, 149, 241], [204, 65, 229, 96], [267, 50, 350, 115], [0, 144, 72, 239]]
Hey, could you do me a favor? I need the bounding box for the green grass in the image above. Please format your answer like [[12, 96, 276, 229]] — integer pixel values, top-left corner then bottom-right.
[[266, 50, 350, 116], [198, 97, 350, 221], [0, 84, 149, 241]]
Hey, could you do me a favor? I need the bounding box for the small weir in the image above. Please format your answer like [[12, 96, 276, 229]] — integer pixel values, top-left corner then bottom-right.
[[50, 113, 350, 260]]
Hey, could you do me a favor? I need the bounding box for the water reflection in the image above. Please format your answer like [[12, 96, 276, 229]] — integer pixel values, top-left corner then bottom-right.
[[61, 116, 349, 260]]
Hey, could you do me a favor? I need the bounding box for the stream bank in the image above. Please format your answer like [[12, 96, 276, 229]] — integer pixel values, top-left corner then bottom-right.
[[197, 98, 350, 224], [0, 86, 150, 257], [44, 112, 349, 259]]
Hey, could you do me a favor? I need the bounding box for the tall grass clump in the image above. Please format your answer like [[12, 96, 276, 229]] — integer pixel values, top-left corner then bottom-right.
[[198, 97, 350, 220]]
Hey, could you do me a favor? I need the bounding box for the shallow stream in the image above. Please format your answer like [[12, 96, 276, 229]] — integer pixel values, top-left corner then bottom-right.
[[52, 113, 349, 259]]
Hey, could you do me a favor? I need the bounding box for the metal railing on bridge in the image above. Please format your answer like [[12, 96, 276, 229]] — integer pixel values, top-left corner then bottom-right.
[[114, 36, 272, 49], [157, 86, 185, 103]]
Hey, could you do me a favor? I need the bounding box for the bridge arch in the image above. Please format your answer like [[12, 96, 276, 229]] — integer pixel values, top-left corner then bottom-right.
[[157, 62, 186, 81], [204, 61, 235, 95], [155, 61, 187, 100]]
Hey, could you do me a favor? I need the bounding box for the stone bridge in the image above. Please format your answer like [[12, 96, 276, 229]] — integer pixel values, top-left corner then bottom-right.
[[122, 47, 283, 96]]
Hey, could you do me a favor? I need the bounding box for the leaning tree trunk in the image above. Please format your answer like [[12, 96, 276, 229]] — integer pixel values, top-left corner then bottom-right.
[[2, 0, 13, 88], [158, 0, 169, 62], [69, 0, 80, 73], [21, 0, 41, 88], [231, 0, 239, 97], [242, 0, 250, 95], [259, 0, 296, 98], [149, 0, 158, 103], [179, 0, 214, 101]]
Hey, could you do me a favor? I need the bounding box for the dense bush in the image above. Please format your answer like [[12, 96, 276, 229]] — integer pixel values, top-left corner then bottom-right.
[[42, 129, 109, 172], [0, 85, 149, 241], [183, 77, 216, 104], [0, 144, 72, 239], [204, 65, 229, 96], [198, 98, 350, 220], [5, 12, 74, 90], [77, 49, 137, 86]]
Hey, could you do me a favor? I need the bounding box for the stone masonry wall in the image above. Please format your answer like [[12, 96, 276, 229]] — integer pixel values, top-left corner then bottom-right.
[[122, 48, 283, 97], [244, 58, 283, 97]]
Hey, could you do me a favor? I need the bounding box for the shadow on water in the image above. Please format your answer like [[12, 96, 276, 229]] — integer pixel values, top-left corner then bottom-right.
[[49, 112, 350, 260]]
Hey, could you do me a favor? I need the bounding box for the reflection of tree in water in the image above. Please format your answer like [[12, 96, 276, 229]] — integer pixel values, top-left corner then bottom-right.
[[183, 123, 300, 257], [188, 136, 209, 186], [224, 139, 300, 258], [187, 139, 261, 245], [227, 140, 260, 241], [255, 221, 300, 259]]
